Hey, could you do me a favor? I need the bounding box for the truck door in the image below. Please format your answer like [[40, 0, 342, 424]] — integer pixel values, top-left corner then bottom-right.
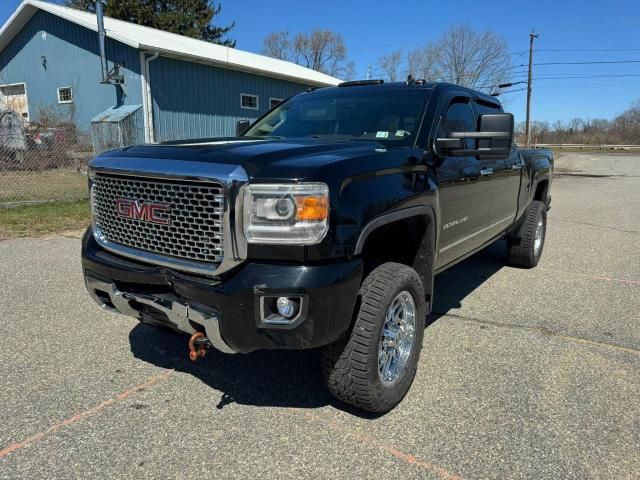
[[435, 97, 492, 269], [471, 99, 522, 239]]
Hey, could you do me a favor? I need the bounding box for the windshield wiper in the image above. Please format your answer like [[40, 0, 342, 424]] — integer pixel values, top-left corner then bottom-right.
[[306, 134, 356, 140]]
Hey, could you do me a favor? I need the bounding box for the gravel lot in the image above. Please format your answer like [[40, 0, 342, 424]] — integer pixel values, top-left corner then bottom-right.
[[1, 152, 639, 479]]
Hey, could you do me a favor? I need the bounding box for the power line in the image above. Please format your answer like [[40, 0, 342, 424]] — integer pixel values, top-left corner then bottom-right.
[[539, 74, 640, 80], [534, 48, 640, 53], [360, 60, 640, 81], [360, 54, 640, 86], [503, 74, 640, 82], [357, 70, 640, 90], [514, 71, 640, 76], [496, 80, 640, 92], [536, 81, 640, 88], [510, 59, 640, 69], [354, 46, 640, 59]]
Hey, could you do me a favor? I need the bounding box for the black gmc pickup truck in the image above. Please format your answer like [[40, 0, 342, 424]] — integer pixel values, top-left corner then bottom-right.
[[82, 80, 553, 413]]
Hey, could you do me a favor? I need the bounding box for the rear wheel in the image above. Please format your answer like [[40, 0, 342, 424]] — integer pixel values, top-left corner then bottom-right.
[[321, 263, 426, 413], [507, 200, 547, 268]]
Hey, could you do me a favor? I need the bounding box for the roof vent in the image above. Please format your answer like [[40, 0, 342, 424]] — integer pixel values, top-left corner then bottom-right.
[[338, 79, 384, 87]]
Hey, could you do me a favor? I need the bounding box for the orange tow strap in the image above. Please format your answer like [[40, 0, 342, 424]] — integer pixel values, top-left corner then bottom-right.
[[188, 332, 208, 362]]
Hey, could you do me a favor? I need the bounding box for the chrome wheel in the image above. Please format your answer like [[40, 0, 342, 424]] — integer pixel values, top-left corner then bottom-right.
[[378, 291, 417, 387], [534, 216, 545, 256]]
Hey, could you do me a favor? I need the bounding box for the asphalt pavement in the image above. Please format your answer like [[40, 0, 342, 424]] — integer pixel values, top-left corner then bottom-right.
[[1, 152, 639, 479]]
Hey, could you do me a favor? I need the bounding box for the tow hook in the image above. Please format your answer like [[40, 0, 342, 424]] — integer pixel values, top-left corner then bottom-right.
[[188, 332, 210, 361]]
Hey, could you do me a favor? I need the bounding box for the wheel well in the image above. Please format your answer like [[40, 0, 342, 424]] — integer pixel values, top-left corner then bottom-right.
[[534, 180, 549, 202], [359, 216, 434, 305]]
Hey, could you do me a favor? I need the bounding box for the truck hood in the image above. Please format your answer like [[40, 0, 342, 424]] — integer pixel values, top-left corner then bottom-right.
[[96, 138, 391, 181]]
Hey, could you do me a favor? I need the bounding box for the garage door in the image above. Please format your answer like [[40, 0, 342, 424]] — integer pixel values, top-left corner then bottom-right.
[[0, 83, 29, 121]]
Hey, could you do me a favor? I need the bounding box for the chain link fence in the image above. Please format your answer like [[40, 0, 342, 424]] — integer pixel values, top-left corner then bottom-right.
[[0, 110, 92, 207]]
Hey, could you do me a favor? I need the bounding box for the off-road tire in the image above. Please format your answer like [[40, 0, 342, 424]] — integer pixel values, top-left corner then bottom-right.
[[320, 262, 426, 413], [507, 200, 547, 268]]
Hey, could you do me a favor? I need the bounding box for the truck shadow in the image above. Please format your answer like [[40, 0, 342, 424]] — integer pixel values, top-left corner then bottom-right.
[[129, 324, 333, 410], [128, 241, 506, 415], [427, 240, 507, 325]]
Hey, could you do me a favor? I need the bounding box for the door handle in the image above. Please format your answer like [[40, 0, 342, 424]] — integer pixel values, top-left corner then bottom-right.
[[511, 163, 522, 170], [480, 167, 494, 176]]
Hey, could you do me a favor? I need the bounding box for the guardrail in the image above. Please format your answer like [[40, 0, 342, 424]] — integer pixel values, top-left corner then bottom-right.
[[518, 143, 640, 151]]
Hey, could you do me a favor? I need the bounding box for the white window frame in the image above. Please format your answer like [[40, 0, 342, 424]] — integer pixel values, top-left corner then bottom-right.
[[57, 86, 73, 104], [240, 93, 259, 110], [0, 82, 30, 122], [269, 97, 283, 109]]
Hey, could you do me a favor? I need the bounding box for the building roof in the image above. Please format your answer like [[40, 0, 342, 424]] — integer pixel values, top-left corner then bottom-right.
[[91, 104, 142, 123], [0, 0, 342, 87]]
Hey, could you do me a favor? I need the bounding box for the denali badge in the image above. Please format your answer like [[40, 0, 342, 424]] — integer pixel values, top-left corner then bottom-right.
[[115, 199, 170, 225], [442, 216, 469, 230]]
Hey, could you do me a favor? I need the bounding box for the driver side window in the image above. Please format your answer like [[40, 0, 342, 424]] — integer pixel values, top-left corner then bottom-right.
[[442, 100, 476, 149]]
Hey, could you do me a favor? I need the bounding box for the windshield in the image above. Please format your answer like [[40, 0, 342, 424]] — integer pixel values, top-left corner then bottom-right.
[[245, 87, 430, 146]]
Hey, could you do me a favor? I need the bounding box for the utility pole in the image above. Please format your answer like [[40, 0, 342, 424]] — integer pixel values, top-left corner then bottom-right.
[[524, 29, 539, 148], [366, 65, 372, 80]]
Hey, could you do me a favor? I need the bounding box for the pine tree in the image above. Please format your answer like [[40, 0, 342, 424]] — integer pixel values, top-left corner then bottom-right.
[[62, 0, 235, 46]]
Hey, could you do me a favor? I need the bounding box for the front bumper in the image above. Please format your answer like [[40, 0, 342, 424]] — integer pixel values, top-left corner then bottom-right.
[[81, 229, 363, 353]]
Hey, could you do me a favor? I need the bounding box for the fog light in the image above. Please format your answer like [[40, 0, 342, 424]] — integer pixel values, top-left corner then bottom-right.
[[277, 297, 297, 319], [260, 295, 304, 325]]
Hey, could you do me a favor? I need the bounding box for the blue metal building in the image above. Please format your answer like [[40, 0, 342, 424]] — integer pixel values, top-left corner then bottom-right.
[[0, 0, 341, 144]]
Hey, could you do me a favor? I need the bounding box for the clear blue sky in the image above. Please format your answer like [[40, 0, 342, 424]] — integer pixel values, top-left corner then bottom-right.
[[1, 0, 639, 124]]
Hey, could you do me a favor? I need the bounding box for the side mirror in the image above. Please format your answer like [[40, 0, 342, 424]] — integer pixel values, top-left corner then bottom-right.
[[476, 113, 514, 159], [236, 119, 251, 136], [435, 113, 514, 160]]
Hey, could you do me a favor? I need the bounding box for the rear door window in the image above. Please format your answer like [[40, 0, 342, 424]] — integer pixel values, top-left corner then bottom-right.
[[471, 99, 503, 124], [441, 100, 476, 149]]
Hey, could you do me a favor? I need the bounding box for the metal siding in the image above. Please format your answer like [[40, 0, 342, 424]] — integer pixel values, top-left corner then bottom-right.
[[0, 10, 142, 132], [150, 57, 312, 142]]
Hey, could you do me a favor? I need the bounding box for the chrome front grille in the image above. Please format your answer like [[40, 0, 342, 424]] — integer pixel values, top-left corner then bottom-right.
[[91, 173, 225, 265]]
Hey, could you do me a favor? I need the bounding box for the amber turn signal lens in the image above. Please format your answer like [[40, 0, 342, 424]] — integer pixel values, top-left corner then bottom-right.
[[295, 196, 328, 221]]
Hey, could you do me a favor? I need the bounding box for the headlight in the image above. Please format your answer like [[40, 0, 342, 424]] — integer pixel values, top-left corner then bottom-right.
[[243, 183, 329, 244]]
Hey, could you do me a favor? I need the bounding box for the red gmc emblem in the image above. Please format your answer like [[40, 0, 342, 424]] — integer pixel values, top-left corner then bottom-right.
[[115, 198, 171, 225]]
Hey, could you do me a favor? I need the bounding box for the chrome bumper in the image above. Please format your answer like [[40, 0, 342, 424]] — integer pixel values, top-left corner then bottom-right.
[[85, 275, 236, 354]]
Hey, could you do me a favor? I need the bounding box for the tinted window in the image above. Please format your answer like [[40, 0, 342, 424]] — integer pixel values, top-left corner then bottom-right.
[[245, 88, 430, 146], [442, 101, 476, 148], [471, 100, 502, 124]]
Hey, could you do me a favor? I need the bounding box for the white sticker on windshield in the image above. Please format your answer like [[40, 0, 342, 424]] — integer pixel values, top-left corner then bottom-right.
[[376, 131, 389, 138]]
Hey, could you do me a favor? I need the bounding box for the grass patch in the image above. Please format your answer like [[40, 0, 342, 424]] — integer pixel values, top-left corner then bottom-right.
[[0, 201, 90, 240], [0, 169, 88, 204]]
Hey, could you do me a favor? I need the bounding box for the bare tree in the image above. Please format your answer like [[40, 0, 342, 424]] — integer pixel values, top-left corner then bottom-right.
[[262, 31, 291, 61], [406, 45, 439, 80], [568, 118, 584, 133], [377, 49, 403, 81], [552, 120, 565, 135], [374, 24, 510, 90], [430, 24, 510, 89], [262, 29, 354, 78], [513, 99, 640, 145]]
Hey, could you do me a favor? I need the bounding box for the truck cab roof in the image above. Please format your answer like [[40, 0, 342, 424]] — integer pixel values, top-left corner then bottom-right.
[[333, 79, 501, 106]]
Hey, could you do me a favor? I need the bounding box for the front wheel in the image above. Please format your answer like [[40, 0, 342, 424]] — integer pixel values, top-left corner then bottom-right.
[[321, 263, 426, 413]]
